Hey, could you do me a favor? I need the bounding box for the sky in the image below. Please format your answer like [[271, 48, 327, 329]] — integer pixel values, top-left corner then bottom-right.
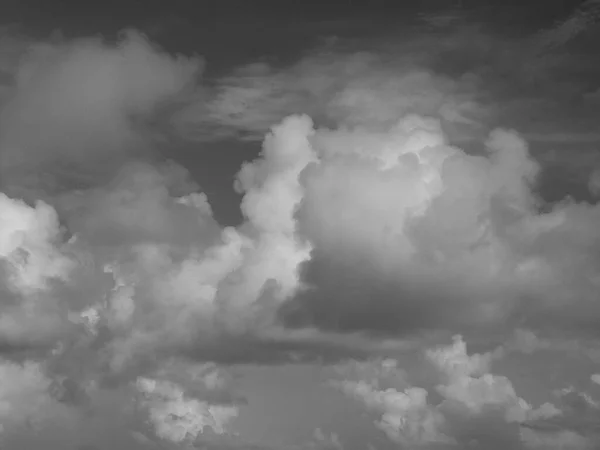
[[1, 0, 600, 449]]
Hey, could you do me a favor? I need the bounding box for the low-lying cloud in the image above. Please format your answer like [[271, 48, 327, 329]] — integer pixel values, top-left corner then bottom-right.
[[331, 335, 599, 449]]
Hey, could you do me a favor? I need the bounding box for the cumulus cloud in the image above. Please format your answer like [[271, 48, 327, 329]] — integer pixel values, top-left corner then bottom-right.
[[426, 337, 555, 425], [0, 354, 244, 449], [135, 361, 240, 445], [0, 23, 313, 363], [0, 27, 315, 448], [175, 12, 600, 209], [265, 110, 600, 340], [0, 7, 599, 448], [331, 335, 590, 449], [0, 193, 78, 347]]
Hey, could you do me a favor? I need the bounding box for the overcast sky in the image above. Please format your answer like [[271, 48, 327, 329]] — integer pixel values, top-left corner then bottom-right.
[[0, 1, 600, 449]]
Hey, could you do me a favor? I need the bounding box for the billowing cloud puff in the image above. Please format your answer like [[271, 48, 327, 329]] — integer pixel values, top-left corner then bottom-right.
[[588, 168, 600, 197], [331, 335, 586, 449], [425, 336, 554, 425], [0, 193, 73, 292], [0, 102, 312, 375], [0, 357, 140, 449], [0, 193, 78, 346], [338, 380, 450, 448], [135, 363, 239, 445], [0, 354, 242, 449], [0, 27, 315, 448], [244, 110, 600, 340]]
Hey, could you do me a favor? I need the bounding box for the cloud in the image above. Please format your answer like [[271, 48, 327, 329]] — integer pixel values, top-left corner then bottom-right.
[[50, 130, 312, 373], [0, 29, 203, 198], [425, 336, 552, 424], [260, 110, 600, 340], [0, 353, 242, 449], [0, 359, 71, 435], [0, 27, 315, 448], [135, 363, 240, 445], [0, 78, 312, 374], [337, 380, 450, 448], [533, 0, 600, 48], [520, 385, 600, 449], [180, 44, 488, 143], [308, 428, 344, 450], [178, 13, 600, 206], [330, 335, 592, 449], [588, 168, 600, 197], [0, 193, 78, 347], [181, 12, 599, 142], [0, 12, 599, 449]]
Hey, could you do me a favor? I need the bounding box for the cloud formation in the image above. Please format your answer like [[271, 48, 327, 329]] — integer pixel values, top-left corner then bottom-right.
[[331, 335, 597, 449], [0, 28, 313, 448], [272, 112, 600, 340], [0, 9, 599, 448]]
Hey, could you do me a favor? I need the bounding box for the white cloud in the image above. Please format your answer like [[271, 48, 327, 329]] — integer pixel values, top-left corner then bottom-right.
[[426, 336, 548, 424], [331, 336, 583, 449], [334, 377, 451, 448], [263, 109, 600, 339], [332, 357, 452, 448], [0, 194, 73, 292], [0, 28, 312, 448], [135, 373, 238, 445], [0, 194, 78, 346]]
